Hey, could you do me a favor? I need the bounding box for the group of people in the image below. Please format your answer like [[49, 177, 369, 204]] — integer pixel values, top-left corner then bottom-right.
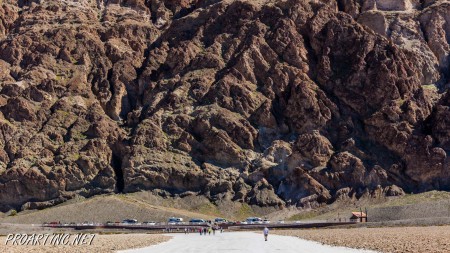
[[183, 228, 196, 234], [196, 226, 269, 242], [199, 226, 223, 235], [186, 226, 269, 242], [166, 227, 197, 233]]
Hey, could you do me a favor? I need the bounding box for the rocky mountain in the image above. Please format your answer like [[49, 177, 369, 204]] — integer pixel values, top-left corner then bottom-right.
[[0, 0, 449, 212]]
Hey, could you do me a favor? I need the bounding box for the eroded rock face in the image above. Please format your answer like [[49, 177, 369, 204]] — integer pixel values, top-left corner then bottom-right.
[[0, 0, 449, 211], [343, 0, 448, 84]]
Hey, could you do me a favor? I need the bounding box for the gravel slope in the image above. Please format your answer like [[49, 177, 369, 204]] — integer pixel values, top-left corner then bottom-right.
[[0, 194, 214, 224]]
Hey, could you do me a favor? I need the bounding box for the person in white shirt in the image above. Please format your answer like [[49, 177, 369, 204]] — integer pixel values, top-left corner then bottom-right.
[[263, 227, 269, 241]]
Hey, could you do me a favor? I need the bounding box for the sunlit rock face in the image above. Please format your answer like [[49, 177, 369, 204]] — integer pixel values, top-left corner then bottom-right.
[[0, 0, 449, 211]]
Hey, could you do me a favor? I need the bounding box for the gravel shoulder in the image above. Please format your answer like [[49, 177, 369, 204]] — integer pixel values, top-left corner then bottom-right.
[[272, 226, 450, 253], [0, 233, 170, 253]]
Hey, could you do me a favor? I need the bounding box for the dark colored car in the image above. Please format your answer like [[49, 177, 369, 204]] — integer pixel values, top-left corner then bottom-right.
[[122, 219, 138, 224]]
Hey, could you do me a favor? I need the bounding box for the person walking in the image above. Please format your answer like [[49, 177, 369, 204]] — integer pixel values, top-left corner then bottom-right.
[[263, 227, 269, 241], [200, 228, 202, 235]]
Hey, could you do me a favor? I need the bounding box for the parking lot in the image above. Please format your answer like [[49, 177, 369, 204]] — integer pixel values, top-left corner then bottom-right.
[[41, 217, 356, 232]]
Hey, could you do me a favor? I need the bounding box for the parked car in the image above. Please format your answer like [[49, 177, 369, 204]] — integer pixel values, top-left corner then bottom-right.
[[277, 220, 285, 224], [143, 221, 157, 225], [189, 219, 206, 225], [214, 218, 227, 224], [246, 217, 263, 224], [122, 219, 138, 224], [263, 219, 270, 224], [167, 217, 183, 225]]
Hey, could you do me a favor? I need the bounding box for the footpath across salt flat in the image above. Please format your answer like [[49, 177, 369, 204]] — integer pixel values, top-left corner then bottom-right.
[[119, 231, 378, 253]]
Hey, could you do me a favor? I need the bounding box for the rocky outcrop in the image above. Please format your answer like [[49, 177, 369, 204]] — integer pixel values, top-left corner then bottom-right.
[[0, 0, 449, 212], [340, 0, 448, 84], [419, 2, 450, 74]]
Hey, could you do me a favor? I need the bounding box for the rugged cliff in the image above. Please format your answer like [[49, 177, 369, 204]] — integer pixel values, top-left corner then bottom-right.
[[0, 0, 449, 212]]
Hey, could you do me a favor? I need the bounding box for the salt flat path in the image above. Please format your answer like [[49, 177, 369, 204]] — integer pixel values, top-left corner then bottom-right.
[[119, 231, 378, 253]]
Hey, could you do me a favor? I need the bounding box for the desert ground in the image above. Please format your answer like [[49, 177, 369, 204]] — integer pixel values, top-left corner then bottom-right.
[[2, 227, 450, 253], [0, 233, 170, 253], [273, 226, 450, 253], [119, 232, 376, 253]]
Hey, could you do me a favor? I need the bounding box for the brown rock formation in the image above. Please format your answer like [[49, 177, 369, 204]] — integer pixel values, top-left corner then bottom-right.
[[0, 0, 449, 212]]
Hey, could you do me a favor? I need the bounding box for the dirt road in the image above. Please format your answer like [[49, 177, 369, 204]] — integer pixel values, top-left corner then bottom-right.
[[119, 231, 377, 253]]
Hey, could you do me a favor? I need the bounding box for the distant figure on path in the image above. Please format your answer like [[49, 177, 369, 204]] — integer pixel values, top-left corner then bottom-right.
[[263, 227, 269, 241], [199, 228, 202, 235]]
